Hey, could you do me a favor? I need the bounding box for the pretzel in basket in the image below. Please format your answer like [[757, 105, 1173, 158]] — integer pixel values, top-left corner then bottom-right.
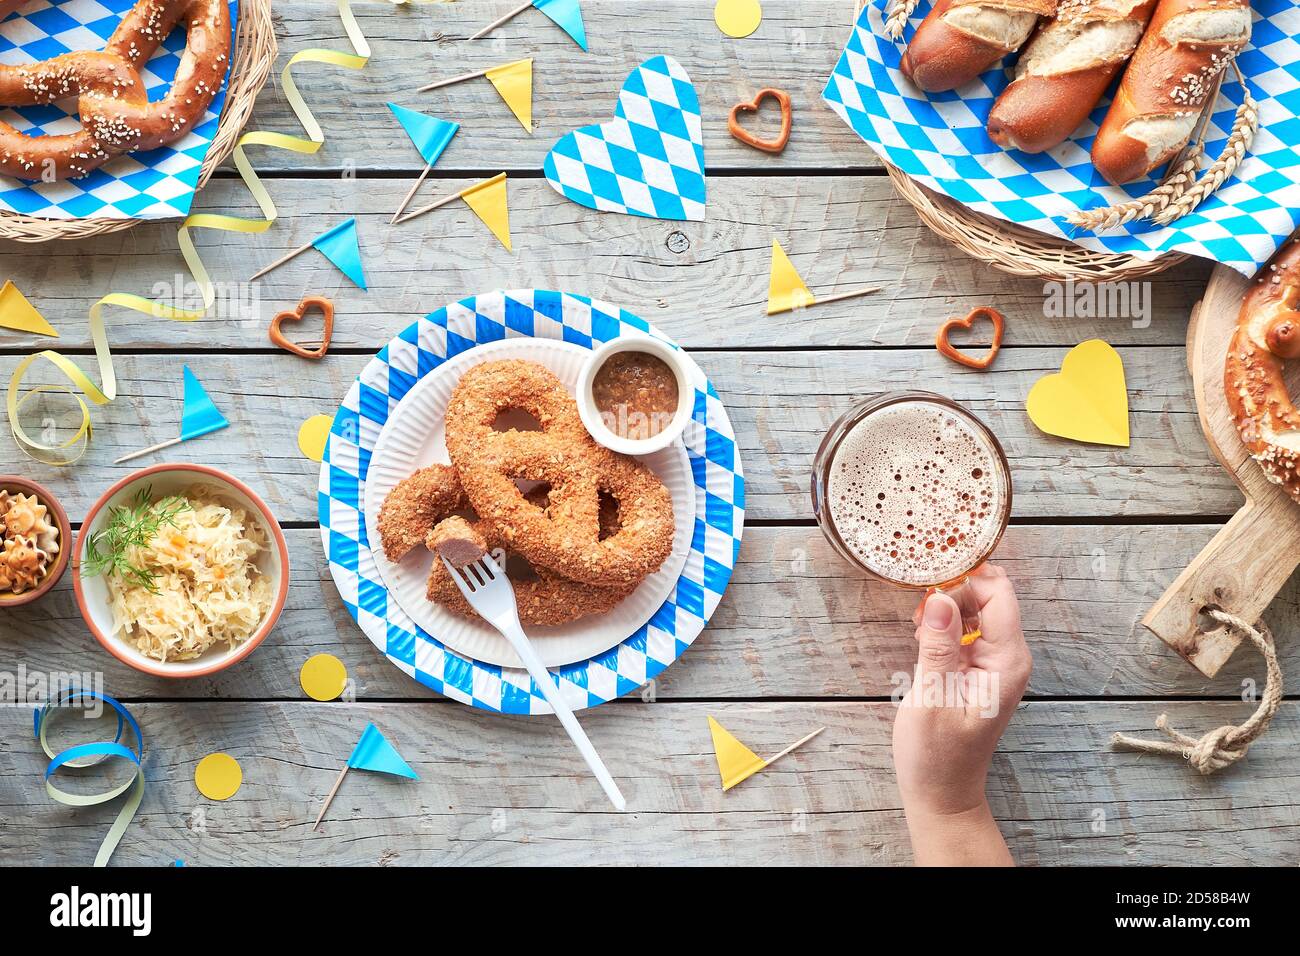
[[0, 0, 230, 181], [444, 359, 675, 588], [1225, 237, 1300, 504]]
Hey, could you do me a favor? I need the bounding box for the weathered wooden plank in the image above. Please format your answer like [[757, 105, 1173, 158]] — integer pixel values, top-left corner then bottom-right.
[[2, 701, 1296, 866], [0, 176, 1209, 352], [252, 1, 880, 173], [0, 347, 1239, 520], [5, 525, 1295, 700]]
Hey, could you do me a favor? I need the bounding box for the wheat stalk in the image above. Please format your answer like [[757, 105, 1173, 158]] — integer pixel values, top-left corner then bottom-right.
[[1152, 83, 1258, 226], [883, 0, 919, 38], [1070, 63, 1259, 233], [1068, 146, 1206, 231]]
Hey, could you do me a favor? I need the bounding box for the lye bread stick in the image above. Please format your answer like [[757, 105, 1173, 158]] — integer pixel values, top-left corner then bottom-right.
[[987, 0, 1159, 154], [1091, 0, 1252, 185], [900, 0, 1057, 92]]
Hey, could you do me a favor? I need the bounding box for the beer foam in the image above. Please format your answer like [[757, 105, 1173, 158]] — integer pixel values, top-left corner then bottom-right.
[[827, 400, 1007, 586]]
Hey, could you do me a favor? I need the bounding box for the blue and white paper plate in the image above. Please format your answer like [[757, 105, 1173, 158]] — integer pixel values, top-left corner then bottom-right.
[[318, 290, 745, 714]]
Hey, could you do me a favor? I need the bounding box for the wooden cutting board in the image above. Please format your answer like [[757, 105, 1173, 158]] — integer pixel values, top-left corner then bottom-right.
[[1144, 262, 1300, 677]]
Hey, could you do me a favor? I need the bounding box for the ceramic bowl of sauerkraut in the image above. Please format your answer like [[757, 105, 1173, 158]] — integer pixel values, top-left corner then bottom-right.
[[73, 464, 290, 677]]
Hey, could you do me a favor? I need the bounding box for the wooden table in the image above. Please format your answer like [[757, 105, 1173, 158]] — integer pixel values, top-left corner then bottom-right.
[[3, 1, 1297, 866]]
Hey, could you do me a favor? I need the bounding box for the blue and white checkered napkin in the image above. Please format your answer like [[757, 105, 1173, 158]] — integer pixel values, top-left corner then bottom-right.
[[543, 54, 706, 221], [0, 0, 236, 221], [823, 0, 1300, 276]]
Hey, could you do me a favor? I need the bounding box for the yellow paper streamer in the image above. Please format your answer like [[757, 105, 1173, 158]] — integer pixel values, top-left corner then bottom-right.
[[7, 0, 377, 465]]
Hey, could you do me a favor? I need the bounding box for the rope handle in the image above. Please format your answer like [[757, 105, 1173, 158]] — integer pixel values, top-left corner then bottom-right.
[[1112, 608, 1283, 775]]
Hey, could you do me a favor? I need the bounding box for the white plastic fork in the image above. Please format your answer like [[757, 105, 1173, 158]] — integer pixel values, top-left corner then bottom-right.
[[441, 554, 627, 811]]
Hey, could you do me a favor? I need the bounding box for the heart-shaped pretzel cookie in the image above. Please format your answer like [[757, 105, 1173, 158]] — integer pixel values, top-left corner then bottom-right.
[[269, 295, 334, 360], [728, 88, 793, 154], [935, 307, 1005, 370]]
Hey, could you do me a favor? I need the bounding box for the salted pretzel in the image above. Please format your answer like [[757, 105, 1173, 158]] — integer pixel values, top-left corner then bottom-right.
[[0, 0, 230, 181], [444, 360, 675, 588], [1225, 237, 1300, 503]]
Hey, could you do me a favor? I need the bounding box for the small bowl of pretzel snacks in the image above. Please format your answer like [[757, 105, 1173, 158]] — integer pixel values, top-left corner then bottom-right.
[[73, 463, 289, 678], [0, 476, 71, 608]]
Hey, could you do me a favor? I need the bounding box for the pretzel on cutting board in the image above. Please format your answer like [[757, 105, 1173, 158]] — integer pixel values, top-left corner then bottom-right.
[[1225, 238, 1300, 505]]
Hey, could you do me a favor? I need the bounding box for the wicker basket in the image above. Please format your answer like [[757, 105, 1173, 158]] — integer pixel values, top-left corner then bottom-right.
[[886, 164, 1187, 282], [851, 0, 1185, 282], [0, 0, 277, 243]]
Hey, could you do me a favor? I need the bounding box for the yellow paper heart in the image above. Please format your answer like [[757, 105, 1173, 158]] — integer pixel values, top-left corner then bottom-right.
[[1026, 339, 1129, 447]]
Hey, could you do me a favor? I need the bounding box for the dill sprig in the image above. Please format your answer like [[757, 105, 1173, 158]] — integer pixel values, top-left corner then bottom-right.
[[82, 486, 191, 593]]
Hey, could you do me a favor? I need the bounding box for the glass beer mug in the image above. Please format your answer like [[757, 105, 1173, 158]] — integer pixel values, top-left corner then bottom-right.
[[811, 391, 1013, 643]]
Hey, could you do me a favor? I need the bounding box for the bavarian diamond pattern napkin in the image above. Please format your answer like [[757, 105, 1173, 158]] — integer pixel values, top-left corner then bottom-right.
[[0, 0, 237, 221], [823, 0, 1300, 276], [543, 54, 706, 222]]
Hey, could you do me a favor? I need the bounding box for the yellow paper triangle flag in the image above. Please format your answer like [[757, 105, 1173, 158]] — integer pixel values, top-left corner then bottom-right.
[[485, 58, 533, 133], [708, 716, 769, 791], [459, 173, 513, 252], [1025, 339, 1129, 447], [766, 240, 815, 315], [0, 281, 58, 337]]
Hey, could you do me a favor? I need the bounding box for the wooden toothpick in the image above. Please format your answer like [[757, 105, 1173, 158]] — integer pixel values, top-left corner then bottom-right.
[[764, 727, 825, 768], [469, 0, 531, 40], [393, 188, 461, 225], [813, 285, 882, 307], [114, 436, 182, 465], [417, 66, 492, 94], [249, 241, 313, 282], [392, 161, 434, 224], [313, 764, 350, 831]]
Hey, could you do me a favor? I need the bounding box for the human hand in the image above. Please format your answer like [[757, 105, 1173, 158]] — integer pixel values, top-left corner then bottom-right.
[[891, 564, 1032, 864]]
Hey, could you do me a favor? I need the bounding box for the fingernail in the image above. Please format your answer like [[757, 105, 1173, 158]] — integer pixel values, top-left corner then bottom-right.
[[923, 594, 954, 630]]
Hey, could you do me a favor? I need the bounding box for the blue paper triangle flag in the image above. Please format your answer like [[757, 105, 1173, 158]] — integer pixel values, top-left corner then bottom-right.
[[346, 724, 418, 779], [311, 218, 368, 290], [533, 0, 587, 50], [387, 103, 459, 167], [179, 366, 229, 442]]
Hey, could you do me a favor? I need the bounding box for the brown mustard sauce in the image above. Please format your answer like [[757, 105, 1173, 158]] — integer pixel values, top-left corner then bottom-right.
[[591, 351, 679, 440]]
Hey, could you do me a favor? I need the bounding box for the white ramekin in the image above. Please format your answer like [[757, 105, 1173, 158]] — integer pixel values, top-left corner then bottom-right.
[[575, 336, 695, 456]]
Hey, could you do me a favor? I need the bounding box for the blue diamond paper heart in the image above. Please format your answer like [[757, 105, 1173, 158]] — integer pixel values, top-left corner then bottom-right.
[[543, 55, 706, 222]]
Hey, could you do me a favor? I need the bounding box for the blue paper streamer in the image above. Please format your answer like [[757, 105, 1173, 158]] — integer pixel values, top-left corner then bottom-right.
[[34, 688, 145, 868]]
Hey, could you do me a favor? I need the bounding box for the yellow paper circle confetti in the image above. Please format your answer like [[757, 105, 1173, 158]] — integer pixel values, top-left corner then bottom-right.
[[300, 653, 348, 701], [714, 0, 762, 38], [194, 753, 242, 801], [298, 414, 333, 462]]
